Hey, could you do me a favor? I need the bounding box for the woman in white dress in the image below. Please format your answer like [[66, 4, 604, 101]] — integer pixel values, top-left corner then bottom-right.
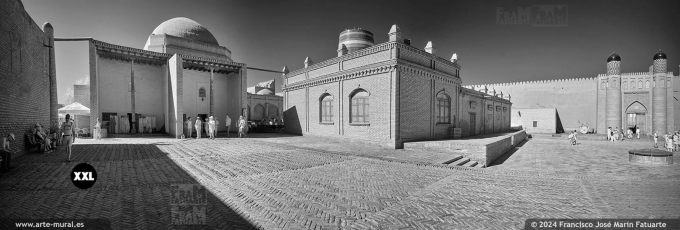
[[94, 118, 101, 140], [194, 116, 202, 139], [185, 117, 193, 139], [238, 116, 247, 138], [208, 116, 216, 140]]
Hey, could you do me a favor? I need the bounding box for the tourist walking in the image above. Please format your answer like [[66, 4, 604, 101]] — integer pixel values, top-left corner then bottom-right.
[[568, 130, 577, 145], [208, 116, 216, 140], [195, 116, 202, 139], [94, 118, 101, 140], [225, 114, 232, 137], [636, 127, 640, 139], [238, 115, 247, 138], [607, 127, 612, 141], [61, 114, 76, 162], [1, 133, 15, 172], [653, 131, 658, 148]]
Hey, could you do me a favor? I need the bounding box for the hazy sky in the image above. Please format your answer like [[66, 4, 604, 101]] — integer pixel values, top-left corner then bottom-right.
[[22, 0, 680, 104]]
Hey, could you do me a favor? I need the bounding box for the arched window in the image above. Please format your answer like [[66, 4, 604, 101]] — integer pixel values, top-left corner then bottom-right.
[[319, 94, 333, 123], [436, 92, 451, 124], [645, 80, 650, 88], [253, 104, 264, 121], [350, 89, 369, 124], [268, 104, 279, 118], [198, 87, 206, 101], [623, 81, 627, 90], [638, 80, 642, 89]]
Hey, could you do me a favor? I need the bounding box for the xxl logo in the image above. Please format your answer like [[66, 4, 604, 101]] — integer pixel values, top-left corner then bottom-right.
[[70, 163, 97, 189]]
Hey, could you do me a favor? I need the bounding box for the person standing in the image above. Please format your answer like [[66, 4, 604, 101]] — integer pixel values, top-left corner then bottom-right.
[[185, 117, 193, 139], [673, 132, 680, 151], [238, 115, 247, 138], [208, 116, 216, 140], [636, 127, 640, 139], [1, 133, 15, 172], [94, 118, 101, 140], [195, 116, 202, 139], [61, 114, 76, 162], [225, 114, 231, 138], [653, 131, 658, 148]]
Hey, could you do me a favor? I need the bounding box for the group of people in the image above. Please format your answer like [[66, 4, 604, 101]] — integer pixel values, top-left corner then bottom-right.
[[183, 114, 249, 140], [606, 126, 640, 142], [657, 131, 680, 152]]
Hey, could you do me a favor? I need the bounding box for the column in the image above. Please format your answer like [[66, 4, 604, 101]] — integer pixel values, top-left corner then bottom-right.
[[130, 58, 136, 133], [209, 67, 214, 115], [43, 23, 59, 131], [168, 54, 184, 138]]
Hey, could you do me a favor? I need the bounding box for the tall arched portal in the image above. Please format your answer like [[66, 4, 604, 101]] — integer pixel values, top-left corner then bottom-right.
[[625, 101, 647, 134]]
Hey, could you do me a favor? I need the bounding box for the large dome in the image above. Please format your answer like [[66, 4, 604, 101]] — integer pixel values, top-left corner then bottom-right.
[[148, 17, 218, 45]]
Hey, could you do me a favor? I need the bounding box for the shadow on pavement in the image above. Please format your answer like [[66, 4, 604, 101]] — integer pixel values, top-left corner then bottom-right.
[[487, 138, 529, 167], [0, 143, 258, 229]]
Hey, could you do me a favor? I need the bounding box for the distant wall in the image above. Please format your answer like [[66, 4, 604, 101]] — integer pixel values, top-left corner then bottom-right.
[[74, 84, 90, 107], [512, 108, 557, 133], [468, 77, 597, 132], [0, 0, 52, 156]]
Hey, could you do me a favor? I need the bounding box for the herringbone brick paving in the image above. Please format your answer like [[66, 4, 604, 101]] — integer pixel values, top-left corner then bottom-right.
[[0, 133, 678, 229]]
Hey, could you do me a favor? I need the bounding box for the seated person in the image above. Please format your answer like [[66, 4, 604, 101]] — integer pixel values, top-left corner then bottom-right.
[[33, 123, 52, 153], [1, 133, 15, 172]]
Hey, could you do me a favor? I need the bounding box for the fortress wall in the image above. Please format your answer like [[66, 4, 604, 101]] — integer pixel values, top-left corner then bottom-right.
[[466, 77, 598, 132]]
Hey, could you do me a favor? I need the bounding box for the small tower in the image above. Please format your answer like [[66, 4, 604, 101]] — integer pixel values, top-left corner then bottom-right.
[[424, 41, 434, 54], [450, 53, 458, 63], [43, 22, 59, 131], [304, 57, 312, 68], [282, 66, 289, 75], [388, 24, 402, 43], [652, 49, 668, 134], [338, 28, 374, 54], [605, 52, 622, 131], [337, 44, 348, 57], [606, 52, 621, 75]]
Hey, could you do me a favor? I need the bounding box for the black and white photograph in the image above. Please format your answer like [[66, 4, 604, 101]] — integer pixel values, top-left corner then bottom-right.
[[0, 0, 679, 229]]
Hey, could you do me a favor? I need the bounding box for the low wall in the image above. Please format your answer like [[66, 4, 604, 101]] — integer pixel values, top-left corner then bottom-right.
[[471, 130, 526, 166], [404, 130, 527, 167]]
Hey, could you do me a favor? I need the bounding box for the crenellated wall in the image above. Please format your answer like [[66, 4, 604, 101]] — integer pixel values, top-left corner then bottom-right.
[[466, 77, 598, 132]]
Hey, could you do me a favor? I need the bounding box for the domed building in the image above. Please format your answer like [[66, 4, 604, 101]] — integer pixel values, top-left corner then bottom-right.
[[282, 25, 512, 149], [246, 79, 283, 122], [88, 17, 248, 138]]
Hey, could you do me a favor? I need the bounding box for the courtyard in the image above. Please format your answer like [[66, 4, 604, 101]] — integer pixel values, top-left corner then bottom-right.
[[0, 134, 678, 229]]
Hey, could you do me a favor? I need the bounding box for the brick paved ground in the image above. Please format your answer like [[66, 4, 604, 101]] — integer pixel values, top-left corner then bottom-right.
[[0, 133, 678, 229]]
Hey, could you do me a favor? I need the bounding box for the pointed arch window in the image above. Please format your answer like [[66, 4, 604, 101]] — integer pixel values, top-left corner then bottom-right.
[[350, 89, 369, 124], [436, 92, 451, 124]]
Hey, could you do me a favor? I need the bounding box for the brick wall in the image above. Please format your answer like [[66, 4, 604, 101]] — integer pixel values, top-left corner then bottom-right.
[[512, 108, 556, 133], [0, 0, 52, 156], [468, 78, 597, 132], [73, 84, 90, 107]]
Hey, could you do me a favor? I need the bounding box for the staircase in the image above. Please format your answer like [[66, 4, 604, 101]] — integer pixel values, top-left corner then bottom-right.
[[442, 155, 483, 168]]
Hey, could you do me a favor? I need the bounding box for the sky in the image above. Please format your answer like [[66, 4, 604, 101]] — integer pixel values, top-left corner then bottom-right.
[[21, 0, 680, 104]]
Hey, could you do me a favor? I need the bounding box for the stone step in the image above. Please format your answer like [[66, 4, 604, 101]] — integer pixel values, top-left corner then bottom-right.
[[464, 161, 478, 167], [454, 157, 470, 166], [442, 155, 463, 165], [475, 163, 485, 168]]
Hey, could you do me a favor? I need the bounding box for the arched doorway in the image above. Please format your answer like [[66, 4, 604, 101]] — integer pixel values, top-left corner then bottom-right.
[[625, 101, 647, 134]]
